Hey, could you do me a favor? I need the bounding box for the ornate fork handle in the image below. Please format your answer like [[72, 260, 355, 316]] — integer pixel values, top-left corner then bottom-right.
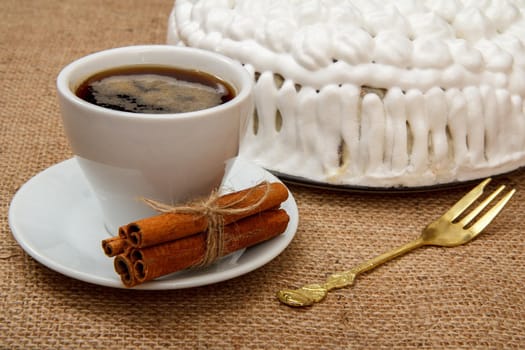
[[278, 178, 515, 308], [277, 237, 425, 307]]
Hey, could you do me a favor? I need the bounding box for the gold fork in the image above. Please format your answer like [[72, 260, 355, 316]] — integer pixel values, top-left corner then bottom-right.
[[277, 178, 515, 307]]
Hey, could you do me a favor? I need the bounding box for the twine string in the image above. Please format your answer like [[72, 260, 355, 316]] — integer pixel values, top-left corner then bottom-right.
[[142, 181, 271, 267]]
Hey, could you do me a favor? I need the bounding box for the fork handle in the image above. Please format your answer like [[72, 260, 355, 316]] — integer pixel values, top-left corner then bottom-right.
[[352, 236, 425, 276], [322, 237, 426, 293], [277, 237, 425, 307]]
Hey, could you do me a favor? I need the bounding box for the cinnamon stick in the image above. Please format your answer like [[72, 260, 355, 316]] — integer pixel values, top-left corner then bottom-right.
[[128, 209, 289, 287], [118, 226, 130, 240], [114, 254, 136, 287], [102, 236, 128, 257], [127, 182, 289, 248]]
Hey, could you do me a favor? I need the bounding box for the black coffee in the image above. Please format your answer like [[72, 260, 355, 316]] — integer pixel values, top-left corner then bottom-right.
[[75, 65, 236, 114]]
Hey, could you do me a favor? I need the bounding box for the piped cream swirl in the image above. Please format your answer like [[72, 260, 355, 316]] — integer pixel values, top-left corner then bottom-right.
[[170, 0, 525, 93]]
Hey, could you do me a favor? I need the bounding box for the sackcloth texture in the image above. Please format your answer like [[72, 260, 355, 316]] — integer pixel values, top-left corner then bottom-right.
[[1, 1, 524, 349]]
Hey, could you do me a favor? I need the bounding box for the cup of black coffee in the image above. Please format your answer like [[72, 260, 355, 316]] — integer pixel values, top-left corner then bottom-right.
[[57, 45, 254, 234]]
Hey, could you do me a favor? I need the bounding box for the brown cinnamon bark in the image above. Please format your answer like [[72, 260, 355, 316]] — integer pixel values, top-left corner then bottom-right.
[[127, 182, 289, 248], [130, 209, 289, 286], [118, 225, 130, 240], [114, 254, 136, 288], [102, 236, 128, 257]]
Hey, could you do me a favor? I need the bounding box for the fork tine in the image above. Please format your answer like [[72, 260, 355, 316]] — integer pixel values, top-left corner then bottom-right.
[[469, 189, 516, 235], [443, 178, 491, 221], [459, 185, 505, 226]]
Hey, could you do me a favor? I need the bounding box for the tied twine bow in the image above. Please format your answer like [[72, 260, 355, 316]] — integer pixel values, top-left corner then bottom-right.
[[142, 181, 271, 267]]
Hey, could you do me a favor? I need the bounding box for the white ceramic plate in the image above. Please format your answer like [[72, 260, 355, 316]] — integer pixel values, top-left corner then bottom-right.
[[8, 157, 298, 290]]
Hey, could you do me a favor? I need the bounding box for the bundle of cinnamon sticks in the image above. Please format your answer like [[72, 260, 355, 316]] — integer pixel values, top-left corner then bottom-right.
[[101, 182, 290, 287]]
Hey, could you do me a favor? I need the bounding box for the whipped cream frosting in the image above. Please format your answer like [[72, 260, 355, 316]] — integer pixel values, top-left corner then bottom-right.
[[168, 0, 525, 187], [170, 0, 525, 91]]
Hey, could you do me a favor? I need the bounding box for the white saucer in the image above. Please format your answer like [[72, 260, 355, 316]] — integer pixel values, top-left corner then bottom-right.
[[8, 157, 298, 290]]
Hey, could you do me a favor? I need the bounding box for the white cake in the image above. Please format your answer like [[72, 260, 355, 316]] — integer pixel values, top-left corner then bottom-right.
[[167, 0, 525, 187]]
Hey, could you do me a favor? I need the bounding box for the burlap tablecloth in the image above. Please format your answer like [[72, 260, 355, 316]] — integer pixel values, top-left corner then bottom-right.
[[1, 1, 524, 349]]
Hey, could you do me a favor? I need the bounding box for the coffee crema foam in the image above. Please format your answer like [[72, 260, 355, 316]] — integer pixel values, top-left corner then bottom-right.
[[75, 65, 235, 114], [88, 74, 225, 114]]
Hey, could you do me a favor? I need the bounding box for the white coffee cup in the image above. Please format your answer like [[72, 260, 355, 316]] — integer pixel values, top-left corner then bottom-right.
[[57, 45, 254, 234]]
